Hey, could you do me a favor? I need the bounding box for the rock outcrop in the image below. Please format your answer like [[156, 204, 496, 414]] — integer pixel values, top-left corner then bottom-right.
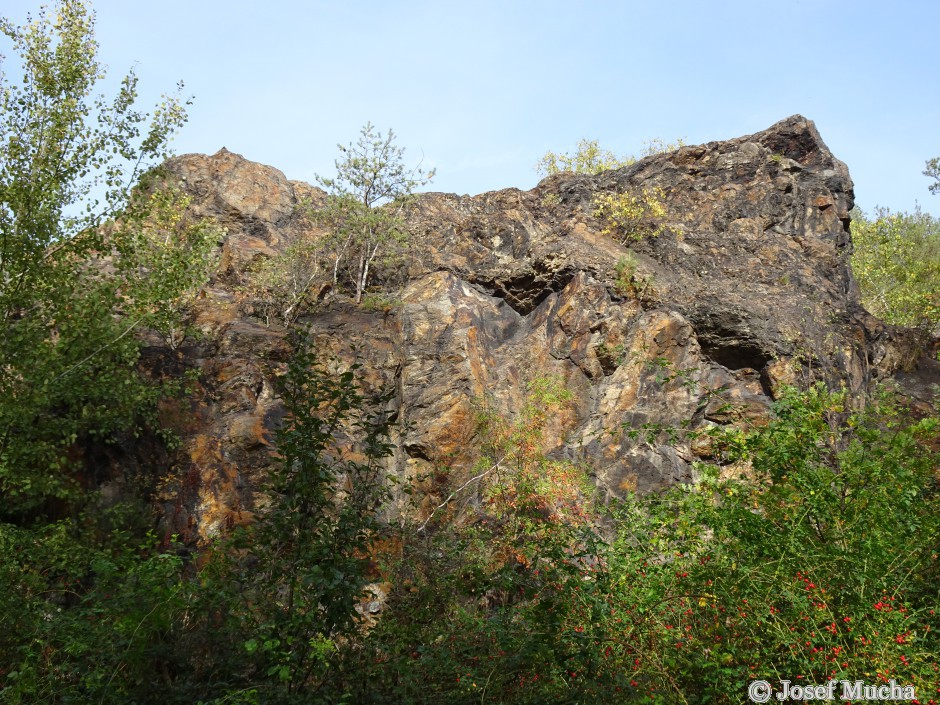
[[147, 115, 933, 541]]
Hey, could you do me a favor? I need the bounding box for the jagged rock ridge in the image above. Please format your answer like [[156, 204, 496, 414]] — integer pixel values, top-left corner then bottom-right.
[[149, 116, 926, 541]]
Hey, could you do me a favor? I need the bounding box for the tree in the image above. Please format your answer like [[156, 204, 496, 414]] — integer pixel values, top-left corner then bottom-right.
[[925, 157, 940, 195], [0, 3, 220, 699], [316, 123, 433, 303], [850, 206, 940, 332], [0, 0, 219, 516], [227, 340, 395, 701]]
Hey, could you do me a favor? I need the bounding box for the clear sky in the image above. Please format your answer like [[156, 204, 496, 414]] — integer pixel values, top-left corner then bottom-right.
[[4, 0, 939, 216]]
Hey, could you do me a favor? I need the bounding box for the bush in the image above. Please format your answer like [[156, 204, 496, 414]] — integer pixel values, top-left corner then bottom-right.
[[239, 221, 329, 327], [536, 139, 634, 176], [535, 140, 671, 243], [850, 206, 940, 332], [594, 188, 667, 242], [602, 384, 940, 701]]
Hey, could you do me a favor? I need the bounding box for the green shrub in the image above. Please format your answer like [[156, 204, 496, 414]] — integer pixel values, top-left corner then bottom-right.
[[594, 188, 667, 242], [850, 206, 940, 332], [536, 140, 672, 243], [601, 384, 940, 701], [536, 139, 634, 176], [614, 253, 654, 296]]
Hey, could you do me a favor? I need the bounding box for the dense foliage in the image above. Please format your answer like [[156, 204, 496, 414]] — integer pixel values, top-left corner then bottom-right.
[[195, 339, 396, 704], [0, 333, 395, 704], [339, 382, 939, 705], [4, 356, 937, 703], [850, 206, 940, 333]]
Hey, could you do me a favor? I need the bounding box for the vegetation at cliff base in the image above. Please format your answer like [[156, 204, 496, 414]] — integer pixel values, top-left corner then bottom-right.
[[339, 382, 939, 704]]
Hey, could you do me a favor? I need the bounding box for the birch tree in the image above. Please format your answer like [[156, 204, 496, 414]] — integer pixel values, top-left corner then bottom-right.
[[0, 1, 218, 516]]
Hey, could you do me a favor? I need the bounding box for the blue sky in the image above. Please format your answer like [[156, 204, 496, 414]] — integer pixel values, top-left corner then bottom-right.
[[4, 0, 939, 215]]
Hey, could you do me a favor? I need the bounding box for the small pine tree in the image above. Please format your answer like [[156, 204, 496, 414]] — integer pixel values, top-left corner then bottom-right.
[[316, 123, 434, 303]]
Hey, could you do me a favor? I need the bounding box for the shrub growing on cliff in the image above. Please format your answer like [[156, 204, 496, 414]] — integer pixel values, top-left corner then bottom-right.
[[316, 123, 433, 304], [536, 139, 671, 242], [536, 137, 685, 178], [240, 211, 329, 326], [246, 124, 433, 318], [537, 138, 633, 176], [593, 187, 667, 241]]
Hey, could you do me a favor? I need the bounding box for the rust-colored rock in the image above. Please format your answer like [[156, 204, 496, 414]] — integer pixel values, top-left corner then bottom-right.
[[136, 116, 935, 541]]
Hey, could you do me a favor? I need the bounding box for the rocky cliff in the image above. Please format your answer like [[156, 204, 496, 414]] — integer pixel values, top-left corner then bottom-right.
[[148, 115, 932, 542]]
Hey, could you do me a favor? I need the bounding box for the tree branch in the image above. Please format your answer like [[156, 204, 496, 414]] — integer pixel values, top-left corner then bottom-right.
[[417, 453, 509, 533]]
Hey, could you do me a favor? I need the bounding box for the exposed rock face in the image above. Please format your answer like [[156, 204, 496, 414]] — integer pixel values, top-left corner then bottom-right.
[[150, 115, 929, 541]]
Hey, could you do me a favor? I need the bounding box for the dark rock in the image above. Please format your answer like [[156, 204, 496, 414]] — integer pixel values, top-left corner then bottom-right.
[[135, 115, 934, 540]]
